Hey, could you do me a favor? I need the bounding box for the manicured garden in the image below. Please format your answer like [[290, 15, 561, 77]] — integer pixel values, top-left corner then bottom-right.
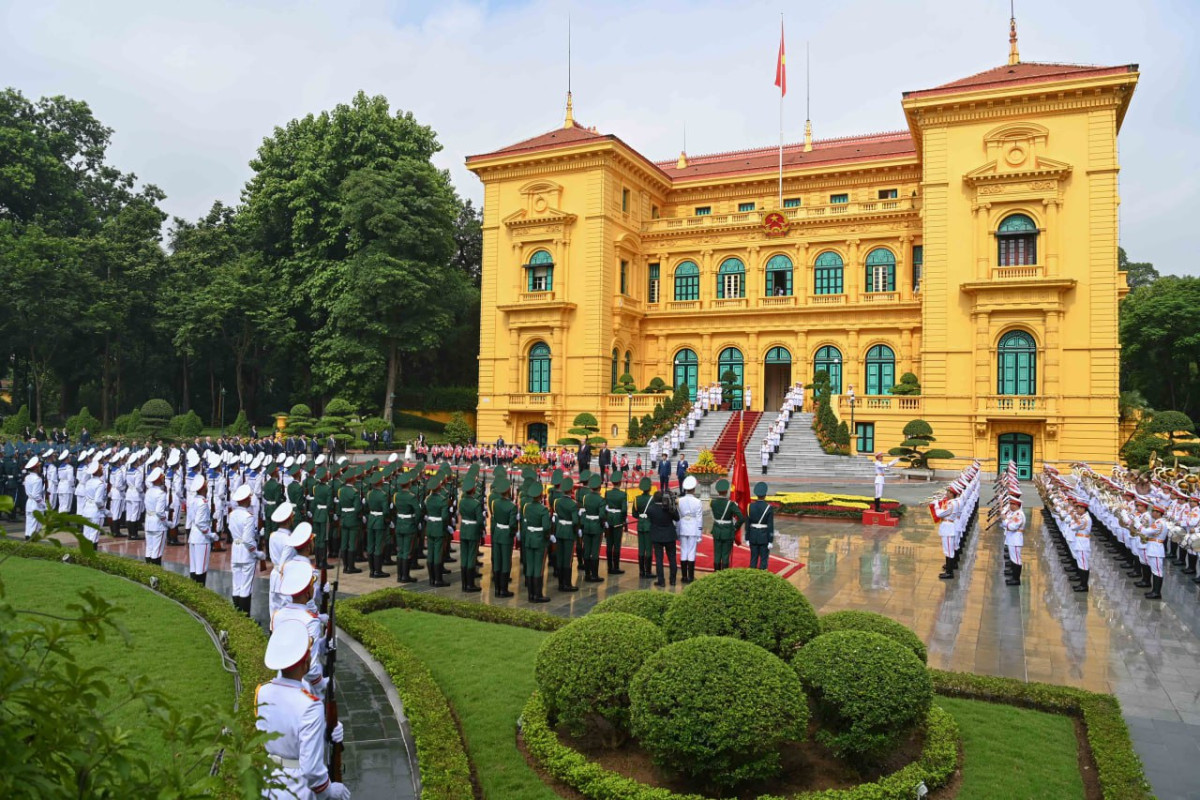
[[358, 572, 1136, 800]]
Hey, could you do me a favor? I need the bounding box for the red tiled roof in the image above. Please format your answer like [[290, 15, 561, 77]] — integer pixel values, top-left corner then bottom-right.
[[904, 61, 1137, 99], [466, 121, 606, 162], [659, 131, 916, 181]]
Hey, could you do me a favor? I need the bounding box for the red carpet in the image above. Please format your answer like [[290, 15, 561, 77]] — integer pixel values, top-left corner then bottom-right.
[[710, 411, 762, 468]]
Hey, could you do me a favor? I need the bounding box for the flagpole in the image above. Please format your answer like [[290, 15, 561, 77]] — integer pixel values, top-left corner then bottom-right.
[[778, 14, 784, 209]]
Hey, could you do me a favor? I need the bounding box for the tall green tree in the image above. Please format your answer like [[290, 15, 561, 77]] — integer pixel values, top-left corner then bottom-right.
[[1119, 247, 1158, 291], [1120, 276, 1200, 418]]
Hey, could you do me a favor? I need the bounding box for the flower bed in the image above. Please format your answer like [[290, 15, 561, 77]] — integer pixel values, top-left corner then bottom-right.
[[765, 492, 906, 519]]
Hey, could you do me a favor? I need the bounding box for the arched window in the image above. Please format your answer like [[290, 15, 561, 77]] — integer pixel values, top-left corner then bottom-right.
[[864, 344, 896, 395], [718, 347, 745, 409], [765, 254, 793, 296], [865, 248, 896, 293], [997, 214, 1038, 266], [765, 346, 791, 364], [673, 348, 698, 400], [814, 251, 844, 295], [717, 258, 745, 299], [997, 331, 1037, 395], [525, 249, 554, 292], [674, 261, 699, 301], [611, 348, 619, 392], [814, 345, 842, 394], [528, 342, 551, 393], [624, 350, 632, 378]]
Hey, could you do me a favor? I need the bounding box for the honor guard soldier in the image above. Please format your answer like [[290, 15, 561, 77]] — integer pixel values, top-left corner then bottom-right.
[[56, 449, 75, 513], [581, 474, 607, 583], [269, 502, 299, 618], [365, 471, 390, 579], [746, 482, 775, 570], [424, 472, 451, 587], [677, 475, 704, 583], [230, 484, 263, 615], [187, 473, 218, 585], [488, 473, 517, 597], [287, 465, 306, 525], [521, 480, 552, 603], [604, 471, 628, 577], [23, 456, 46, 541], [935, 485, 964, 580], [166, 450, 184, 546], [256, 620, 350, 800], [82, 460, 108, 544], [552, 476, 579, 593], [108, 450, 126, 538], [710, 479, 745, 571], [337, 470, 363, 574], [1144, 503, 1168, 600], [1068, 494, 1092, 593], [392, 470, 421, 584], [311, 468, 333, 568], [573, 470, 591, 570], [1002, 496, 1026, 586], [124, 452, 145, 541], [143, 467, 169, 566], [272, 560, 328, 698], [457, 465, 485, 593], [633, 477, 654, 578]]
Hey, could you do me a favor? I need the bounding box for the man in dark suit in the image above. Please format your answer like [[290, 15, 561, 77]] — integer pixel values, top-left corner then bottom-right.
[[657, 457, 672, 494], [598, 445, 612, 484], [579, 441, 592, 473], [676, 457, 690, 488]]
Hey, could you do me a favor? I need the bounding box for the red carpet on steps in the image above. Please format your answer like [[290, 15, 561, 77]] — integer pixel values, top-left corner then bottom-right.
[[709, 411, 762, 468]]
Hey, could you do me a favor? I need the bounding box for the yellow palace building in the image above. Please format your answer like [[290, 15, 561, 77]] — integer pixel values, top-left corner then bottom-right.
[[466, 26, 1138, 477]]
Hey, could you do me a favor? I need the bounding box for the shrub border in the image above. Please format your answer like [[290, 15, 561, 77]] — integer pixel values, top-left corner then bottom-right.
[[0, 539, 271, 799], [351, 588, 1153, 800], [521, 689, 959, 800]]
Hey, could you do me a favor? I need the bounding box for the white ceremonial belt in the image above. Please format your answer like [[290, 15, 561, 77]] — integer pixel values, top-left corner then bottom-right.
[[495, 524, 510, 529], [397, 514, 414, 519], [585, 514, 601, 520], [751, 524, 768, 529], [638, 514, 648, 519], [369, 511, 383, 516], [462, 520, 478, 525], [340, 508, 355, 513], [316, 505, 327, 510], [268, 755, 301, 769], [527, 526, 543, 532], [426, 516, 442, 522]]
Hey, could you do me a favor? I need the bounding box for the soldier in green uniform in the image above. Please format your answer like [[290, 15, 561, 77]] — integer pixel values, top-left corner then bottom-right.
[[574, 469, 591, 569], [311, 468, 332, 568], [424, 474, 451, 587], [552, 476, 579, 593], [488, 474, 517, 597], [338, 469, 363, 574], [393, 470, 421, 583], [710, 479, 745, 571], [263, 465, 283, 535], [329, 463, 346, 557], [457, 465, 484, 593], [604, 471, 628, 576], [746, 482, 775, 570], [634, 477, 654, 578], [520, 480, 551, 603], [366, 471, 390, 578], [545, 469, 563, 578], [581, 474, 606, 583], [286, 465, 305, 524]]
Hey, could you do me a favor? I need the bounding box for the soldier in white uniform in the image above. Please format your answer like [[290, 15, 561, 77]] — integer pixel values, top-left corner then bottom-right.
[[166, 450, 184, 546], [271, 560, 328, 698], [269, 502, 298, 619], [1068, 495, 1092, 593], [123, 453, 146, 541], [187, 473, 218, 585], [56, 450, 75, 513], [143, 468, 169, 565], [935, 484, 963, 579], [760, 440, 771, 474], [1143, 503, 1168, 600], [74, 452, 90, 515], [81, 461, 107, 544], [1001, 496, 1025, 586], [230, 484, 263, 615], [46, 451, 59, 513], [108, 450, 126, 537], [676, 475, 704, 584], [255, 621, 349, 800], [873, 453, 902, 512], [23, 456, 46, 540]]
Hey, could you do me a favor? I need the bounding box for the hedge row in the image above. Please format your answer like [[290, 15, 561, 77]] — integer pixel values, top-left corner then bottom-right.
[[337, 599, 474, 800], [930, 669, 1152, 800], [393, 387, 478, 413], [350, 586, 569, 632], [0, 539, 271, 799], [521, 690, 959, 800]]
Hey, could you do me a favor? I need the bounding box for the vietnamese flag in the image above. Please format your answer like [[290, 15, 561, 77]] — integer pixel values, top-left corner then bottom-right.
[[728, 410, 752, 545], [775, 21, 786, 96]]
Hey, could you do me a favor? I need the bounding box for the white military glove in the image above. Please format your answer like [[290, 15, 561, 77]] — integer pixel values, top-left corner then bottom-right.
[[767, 543, 773, 550], [549, 535, 557, 544], [317, 782, 351, 800], [330, 721, 344, 743], [323, 582, 333, 595], [256, 551, 267, 561]]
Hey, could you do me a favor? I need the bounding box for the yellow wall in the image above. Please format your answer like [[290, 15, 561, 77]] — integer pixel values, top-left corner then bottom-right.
[[469, 63, 1137, 469]]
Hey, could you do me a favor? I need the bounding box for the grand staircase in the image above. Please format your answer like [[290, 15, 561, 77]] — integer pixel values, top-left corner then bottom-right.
[[710, 411, 762, 468], [753, 412, 882, 479]]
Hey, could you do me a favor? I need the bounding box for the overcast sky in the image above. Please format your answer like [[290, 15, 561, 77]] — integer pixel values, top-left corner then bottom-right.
[[2, 0, 1195, 273]]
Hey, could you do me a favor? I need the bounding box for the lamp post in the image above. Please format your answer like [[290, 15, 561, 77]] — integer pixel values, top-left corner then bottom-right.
[[219, 385, 227, 435], [26, 382, 33, 416], [847, 385, 857, 454], [626, 390, 634, 434]]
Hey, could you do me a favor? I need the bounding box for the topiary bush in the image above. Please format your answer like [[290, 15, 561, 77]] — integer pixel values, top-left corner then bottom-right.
[[820, 610, 927, 664], [285, 403, 315, 436], [535, 612, 666, 746], [2, 404, 32, 436], [178, 410, 204, 438], [228, 409, 251, 437], [662, 568, 819, 659], [629, 636, 807, 789], [443, 412, 474, 446], [590, 590, 676, 628], [65, 407, 101, 438], [793, 630, 933, 763]]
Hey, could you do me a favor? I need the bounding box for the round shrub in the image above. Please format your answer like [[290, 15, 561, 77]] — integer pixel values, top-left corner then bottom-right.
[[662, 568, 819, 658], [178, 410, 204, 438], [629, 636, 807, 789], [288, 403, 313, 419], [793, 630, 933, 762], [820, 610, 927, 663], [324, 398, 355, 417], [535, 612, 666, 745], [140, 398, 174, 420], [590, 590, 676, 628]]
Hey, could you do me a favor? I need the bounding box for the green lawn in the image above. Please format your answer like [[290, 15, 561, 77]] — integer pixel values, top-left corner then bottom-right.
[[374, 609, 1087, 800], [1, 557, 236, 764]]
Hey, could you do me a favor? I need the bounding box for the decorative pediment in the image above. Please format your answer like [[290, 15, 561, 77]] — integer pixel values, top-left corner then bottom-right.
[[502, 207, 576, 228], [963, 155, 1072, 186], [504, 178, 577, 235]]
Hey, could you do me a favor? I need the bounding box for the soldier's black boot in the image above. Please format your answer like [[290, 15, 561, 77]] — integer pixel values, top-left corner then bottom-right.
[[1146, 575, 1163, 600], [609, 549, 624, 575], [560, 567, 578, 592], [1184, 554, 1197, 575], [1005, 564, 1021, 586], [680, 561, 692, 584], [433, 561, 449, 587], [533, 576, 550, 603], [344, 551, 362, 574], [501, 574, 514, 598], [467, 568, 481, 592], [1073, 570, 1089, 592], [373, 555, 390, 579], [1135, 564, 1151, 588], [589, 558, 604, 582], [938, 557, 954, 579], [527, 578, 536, 602], [874, 497, 881, 512]]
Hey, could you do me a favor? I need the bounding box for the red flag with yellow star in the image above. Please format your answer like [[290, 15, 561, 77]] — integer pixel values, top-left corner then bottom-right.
[[775, 21, 786, 96]]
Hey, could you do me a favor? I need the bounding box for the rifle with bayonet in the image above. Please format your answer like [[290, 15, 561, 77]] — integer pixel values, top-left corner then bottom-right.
[[324, 562, 343, 782]]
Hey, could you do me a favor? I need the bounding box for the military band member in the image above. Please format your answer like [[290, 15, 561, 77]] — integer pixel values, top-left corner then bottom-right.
[[256, 621, 350, 800], [457, 468, 484, 593], [604, 471, 628, 577], [488, 475, 517, 597], [1067, 495, 1092, 593], [552, 476, 579, 593], [1144, 503, 1167, 600], [935, 485, 963, 580], [1001, 496, 1025, 586], [710, 479, 745, 571], [143, 468, 169, 566], [746, 482, 774, 570], [230, 484, 262, 615]]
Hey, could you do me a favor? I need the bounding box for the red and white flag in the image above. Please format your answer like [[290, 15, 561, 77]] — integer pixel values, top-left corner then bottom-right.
[[775, 21, 786, 96]]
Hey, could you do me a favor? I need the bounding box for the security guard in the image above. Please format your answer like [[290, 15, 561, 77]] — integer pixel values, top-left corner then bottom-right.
[[604, 471, 628, 577], [633, 477, 654, 578], [488, 474, 517, 597], [746, 482, 775, 570], [521, 480, 551, 603], [710, 479, 745, 571], [553, 476, 579, 593], [581, 474, 607, 583], [457, 466, 484, 593]]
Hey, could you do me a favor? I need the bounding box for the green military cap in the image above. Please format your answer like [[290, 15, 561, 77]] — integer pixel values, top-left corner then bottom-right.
[[415, 460, 427, 472], [639, 477, 652, 492], [579, 469, 592, 482], [492, 475, 510, 493], [288, 464, 301, 476], [368, 458, 380, 469], [610, 470, 623, 484], [465, 463, 479, 484], [492, 465, 505, 479], [527, 481, 543, 498], [588, 474, 602, 490], [558, 476, 573, 492], [521, 467, 536, 482], [754, 482, 769, 497], [551, 468, 563, 484], [425, 476, 442, 491], [714, 479, 730, 494], [305, 459, 315, 471], [437, 463, 451, 478], [315, 467, 328, 480]]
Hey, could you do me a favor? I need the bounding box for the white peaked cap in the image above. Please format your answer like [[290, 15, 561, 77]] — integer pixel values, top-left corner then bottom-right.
[[271, 502, 295, 524], [286, 522, 314, 548], [336, 456, 348, 465], [125, 455, 138, 468], [25, 456, 39, 470], [280, 560, 315, 596], [189, 474, 207, 493], [250, 454, 263, 470], [682, 475, 698, 491], [388, 453, 399, 463], [264, 620, 311, 670], [153, 446, 164, 458], [59, 449, 70, 461], [87, 461, 103, 475], [315, 454, 327, 466], [186, 450, 201, 468], [283, 456, 295, 469], [147, 468, 164, 483], [167, 450, 181, 467], [232, 484, 253, 503]]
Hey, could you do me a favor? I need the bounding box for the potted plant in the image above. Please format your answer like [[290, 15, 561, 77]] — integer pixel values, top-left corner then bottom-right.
[[688, 449, 726, 497]]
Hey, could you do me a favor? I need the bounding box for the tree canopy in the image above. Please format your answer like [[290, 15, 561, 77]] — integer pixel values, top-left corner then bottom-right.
[[1120, 276, 1200, 419]]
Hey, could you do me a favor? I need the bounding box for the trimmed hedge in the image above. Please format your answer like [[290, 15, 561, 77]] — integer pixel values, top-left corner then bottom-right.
[[819, 610, 927, 664], [793, 631, 933, 762], [629, 636, 808, 789], [0, 539, 270, 799], [663, 569, 820, 659], [535, 613, 666, 743], [590, 590, 676, 628], [393, 412, 447, 434], [522, 689, 959, 800], [338, 598, 474, 800], [349, 586, 569, 631], [393, 386, 478, 413], [930, 670, 1152, 800]]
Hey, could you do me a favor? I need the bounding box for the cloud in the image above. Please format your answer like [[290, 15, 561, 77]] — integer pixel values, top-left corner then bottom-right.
[[2, 0, 1195, 273]]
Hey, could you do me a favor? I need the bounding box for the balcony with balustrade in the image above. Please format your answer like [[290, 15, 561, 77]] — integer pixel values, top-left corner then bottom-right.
[[836, 395, 923, 415], [641, 196, 921, 236], [507, 393, 558, 409], [980, 395, 1054, 417]]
